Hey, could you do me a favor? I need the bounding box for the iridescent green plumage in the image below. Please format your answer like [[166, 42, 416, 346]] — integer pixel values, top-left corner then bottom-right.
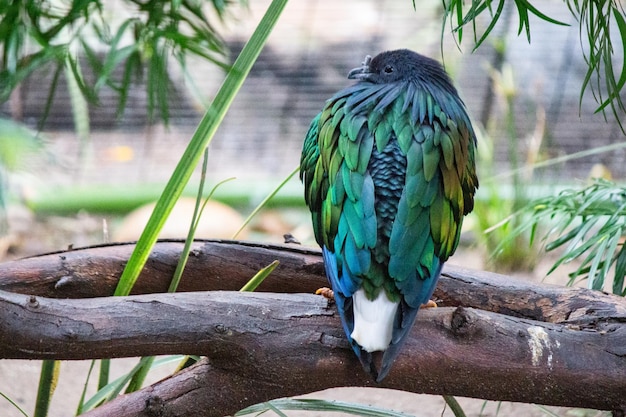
[[300, 49, 478, 382]]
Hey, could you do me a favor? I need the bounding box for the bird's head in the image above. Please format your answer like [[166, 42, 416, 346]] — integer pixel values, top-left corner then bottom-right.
[[347, 49, 445, 85]]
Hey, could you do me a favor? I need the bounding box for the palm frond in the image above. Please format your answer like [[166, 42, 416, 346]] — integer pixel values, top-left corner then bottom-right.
[[498, 179, 626, 293]]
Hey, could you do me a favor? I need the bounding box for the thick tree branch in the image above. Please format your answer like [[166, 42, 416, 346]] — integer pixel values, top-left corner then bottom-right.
[[0, 240, 624, 325], [1, 240, 625, 414], [0, 289, 623, 414], [0, 240, 327, 297]]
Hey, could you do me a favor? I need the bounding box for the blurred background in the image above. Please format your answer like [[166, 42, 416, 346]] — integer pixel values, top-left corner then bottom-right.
[[0, 1, 623, 416], [0, 0, 623, 263]]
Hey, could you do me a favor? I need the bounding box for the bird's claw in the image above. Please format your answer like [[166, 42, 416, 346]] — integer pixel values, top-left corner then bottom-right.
[[315, 287, 335, 301], [421, 299, 438, 309]]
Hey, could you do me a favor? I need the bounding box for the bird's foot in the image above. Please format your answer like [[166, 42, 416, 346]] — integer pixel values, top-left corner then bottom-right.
[[315, 287, 335, 301], [421, 299, 438, 308]]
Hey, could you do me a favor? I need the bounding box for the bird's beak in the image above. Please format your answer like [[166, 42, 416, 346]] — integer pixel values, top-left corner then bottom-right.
[[347, 55, 373, 80]]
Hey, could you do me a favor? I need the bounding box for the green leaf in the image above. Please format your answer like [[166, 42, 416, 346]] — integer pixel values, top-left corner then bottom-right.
[[503, 179, 626, 290], [544, 220, 587, 252], [444, 395, 468, 417], [442, 0, 624, 130], [34, 360, 60, 417], [514, 0, 531, 40], [94, 18, 139, 91], [80, 356, 185, 412], [125, 356, 155, 394], [98, 359, 110, 390], [0, 391, 29, 417], [76, 360, 96, 414], [518, 0, 569, 27], [239, 260, 280, 292], [236, 398, 415, 416], [613, 243, 626, 296], [66, 53, 98, 103], [471, 0, 506, 52], [232, 166, 300, 239], [594, 6, 626, 113]]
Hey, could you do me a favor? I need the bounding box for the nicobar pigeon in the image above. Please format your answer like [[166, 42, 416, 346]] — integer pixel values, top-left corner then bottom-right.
[[300, 49, 478, 382]]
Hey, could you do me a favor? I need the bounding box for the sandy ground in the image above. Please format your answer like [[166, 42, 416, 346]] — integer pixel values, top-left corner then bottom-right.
[[0, 211, 610, 417]]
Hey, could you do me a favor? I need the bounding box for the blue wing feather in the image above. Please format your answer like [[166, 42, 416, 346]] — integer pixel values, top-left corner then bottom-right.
[[322, 247, 377, 376]]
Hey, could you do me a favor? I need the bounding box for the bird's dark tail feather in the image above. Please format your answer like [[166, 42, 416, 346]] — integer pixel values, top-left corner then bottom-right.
[[357, 350, 379, 382], [353, 302, 422, 382]]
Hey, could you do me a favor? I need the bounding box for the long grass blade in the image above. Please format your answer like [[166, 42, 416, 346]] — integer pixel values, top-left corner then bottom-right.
[[0, 391, 29, 417], [486, 142, 626, 183], [232, 165, 299, 239], [80, 356, 185, 413], [76, 360, 97, 415], [114, 0, 289, 297], [98, 359, 110, 390], [168, 150, 235, 293], [239, 260, 280, 292], [34, 360, 60, 417], [236, 398, 414, 416], [614, 243, 626, 296], [444, 395, 468, 417], [125, 356, 155, 394], [265, 402, 289, 417]]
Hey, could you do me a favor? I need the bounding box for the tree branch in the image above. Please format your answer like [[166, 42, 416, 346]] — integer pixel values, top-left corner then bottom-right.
[[0, 289, 623, 414], [0, 239, 624, 325], [0, 240, 326, 297], [0, 240, 625, 415]]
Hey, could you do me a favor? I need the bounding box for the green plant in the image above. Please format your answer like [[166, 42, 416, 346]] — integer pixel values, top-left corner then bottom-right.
[[78, 0, 289, 411], [0, 118, 43, 231], [442, 0, 626, 130], [500, 179, 626, 295], [2, 1, 626, 416], [113, 0, 288, 297], [470, 61, 541, 271], [236, 398, 415, 417], [0, 0, 237, 124], [0, 391, 28, 417]]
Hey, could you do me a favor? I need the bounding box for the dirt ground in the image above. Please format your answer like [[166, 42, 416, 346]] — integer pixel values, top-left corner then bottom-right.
[[0, 210, 611, 417]]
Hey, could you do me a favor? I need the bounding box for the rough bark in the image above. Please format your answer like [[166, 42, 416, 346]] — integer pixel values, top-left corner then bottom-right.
[[1, 239, 624, 326], [0, 240, 327, 297], [0, 240, 625, 415], [0, 289, 624, 415]]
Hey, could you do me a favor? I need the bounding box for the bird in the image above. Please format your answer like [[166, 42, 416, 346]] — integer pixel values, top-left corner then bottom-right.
[[300, 49, 478, 382]]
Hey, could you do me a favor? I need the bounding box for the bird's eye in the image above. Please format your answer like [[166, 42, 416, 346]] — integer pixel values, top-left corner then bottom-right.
[[384, 65, 394, 74]]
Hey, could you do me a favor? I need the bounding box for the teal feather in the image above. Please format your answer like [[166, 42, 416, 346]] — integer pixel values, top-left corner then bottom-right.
[[374, 120, 392, 151], [421, 134, 440, 181]]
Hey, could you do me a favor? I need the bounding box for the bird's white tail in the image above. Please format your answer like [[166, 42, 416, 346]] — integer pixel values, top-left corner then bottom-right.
[[350, 288, 399, 352]]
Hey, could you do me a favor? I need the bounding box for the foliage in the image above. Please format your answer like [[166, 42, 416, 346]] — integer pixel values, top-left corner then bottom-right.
[[442, 0, 626, 130], [0, 0, 239, 125], [34, 360, 59, 417], [0, 117, 43, 232], [0, 391, 28, 417], [76, 356, 187, 413], [0, 0, 289, 414], [499, 179, 626, 295], [96, 1, 288, 411], [236, 398, 415, 417], [470, 61, 540, 271], [1, 0, 626, 416], [113, 0, 288, 297]]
